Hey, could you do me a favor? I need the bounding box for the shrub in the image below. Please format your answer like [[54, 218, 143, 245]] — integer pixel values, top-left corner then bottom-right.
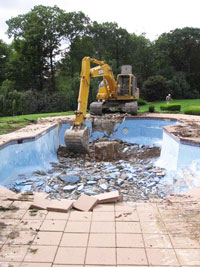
[[142, 75, 168, 102], [184, 106, 200, 115], [138, 98, 147, 106], [160, 104, 181, 111], [149, 105, 155, 112]]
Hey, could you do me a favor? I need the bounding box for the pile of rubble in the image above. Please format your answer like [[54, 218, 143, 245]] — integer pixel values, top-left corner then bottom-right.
[[10, 140, 168, 202]]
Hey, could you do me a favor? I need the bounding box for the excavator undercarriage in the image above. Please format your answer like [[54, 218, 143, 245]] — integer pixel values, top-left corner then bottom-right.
[[90, 100, 138, 115]]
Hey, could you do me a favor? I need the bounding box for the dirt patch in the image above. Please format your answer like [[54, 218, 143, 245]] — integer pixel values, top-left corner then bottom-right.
[[169, 122, 200, 138]]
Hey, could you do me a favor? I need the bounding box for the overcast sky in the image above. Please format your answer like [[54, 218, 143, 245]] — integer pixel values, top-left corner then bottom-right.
[[0, 0, 200, 43]]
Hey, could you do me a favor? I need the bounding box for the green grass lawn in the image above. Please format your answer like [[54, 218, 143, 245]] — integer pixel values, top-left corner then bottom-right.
[[138, 99, 200, 113], [0, 99, 199, 135], [0, 111, 74, 135]]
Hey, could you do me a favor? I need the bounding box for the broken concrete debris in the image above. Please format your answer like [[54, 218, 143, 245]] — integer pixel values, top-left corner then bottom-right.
[[95, 191, 122, 204], [73, 194, 98, 212], [47, 199, 73, 213], [0, 185, 121, 213], [94, 141, 121, 161]]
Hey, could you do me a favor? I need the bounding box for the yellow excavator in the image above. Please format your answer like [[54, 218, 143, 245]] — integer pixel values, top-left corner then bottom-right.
[[64, 56, 139, 153]]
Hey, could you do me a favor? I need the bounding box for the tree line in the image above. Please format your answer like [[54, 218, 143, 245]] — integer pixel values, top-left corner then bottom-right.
[[0, 5, 200, 116]]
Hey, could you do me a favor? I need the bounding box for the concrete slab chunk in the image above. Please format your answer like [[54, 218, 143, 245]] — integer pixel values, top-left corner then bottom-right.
[[30, 192, 50, 210], [95, 191, 120, 203], [73, 194, 98, 212], [0, 185, 17, 200], [47, 200, 73, 213]]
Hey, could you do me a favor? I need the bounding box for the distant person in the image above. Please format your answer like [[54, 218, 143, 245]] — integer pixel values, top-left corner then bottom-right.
[[166, 94, 171, 104]]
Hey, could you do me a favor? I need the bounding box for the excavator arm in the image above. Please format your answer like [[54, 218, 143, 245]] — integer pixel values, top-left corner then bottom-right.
[[64, 57, 117, 153], [74, 57, 117, 126]]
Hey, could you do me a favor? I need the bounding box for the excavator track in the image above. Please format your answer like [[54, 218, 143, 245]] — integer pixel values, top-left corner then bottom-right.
[[90, 102, 103, 115], [124, 101, 138, 115], [64, 125, 90, 154]]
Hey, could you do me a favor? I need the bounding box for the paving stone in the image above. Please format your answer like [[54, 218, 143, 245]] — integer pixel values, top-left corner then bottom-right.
[[92, 211, 115, 221], [117, 248, 147, 265], [95, 191, 120, 203], [175, 248, 200, 265], [23, 210, 47, 220], [146, 248, 179, 265], [116, 222, 141, 233], [115, 211, 139, 221], [115, 203, 135, 212], [0, 209, 26, 219], [30, 199, 51, 210], [0, 263, 21, 267], [6, 230, 36, 245], [45, 211, 69, 220], [90, 221, 115, 233], [47, 199, 73, 213], [88, 233, 115, 247], [18, 219, 43, 231], [117, 233, 144, 247], [33, 231, 62, 245], [93, 203, 115, 212], [170, 233, 200, 248], [40, 219, 66, 231], [24, 245, 57, 263], [21, 263, 51, 267], [69, 211, 92, 221], [86, 247, 116, 265], [65, 221, 90, 233], [60, 233, 88, 247], [143, 234, 172, 248], [73, 194, 98, 212], [0, 186, 17, 201], [0, 244, 28, 262], [12, 201, 32, 210], [54, 247, 86, 264], [140, 220, 167, 234], [53, 265, 83, 267]]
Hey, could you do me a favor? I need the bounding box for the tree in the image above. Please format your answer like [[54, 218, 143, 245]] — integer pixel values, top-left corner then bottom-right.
[[6, 5, 65, 91], [142, 75, 169, 101], [0, 40, 9, 86], [154, 27, 200, 96]]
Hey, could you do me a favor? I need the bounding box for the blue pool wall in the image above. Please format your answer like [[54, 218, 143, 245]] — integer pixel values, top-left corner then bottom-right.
[[157, 129, 200, 170], [0, 126, 60, 186], [110, 118, 178, 146]]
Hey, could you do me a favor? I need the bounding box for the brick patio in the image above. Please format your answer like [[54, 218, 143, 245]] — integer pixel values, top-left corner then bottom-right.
[[0, 194, 200, 266]]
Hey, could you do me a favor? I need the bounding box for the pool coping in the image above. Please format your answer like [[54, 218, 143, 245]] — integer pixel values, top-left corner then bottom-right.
[[0, 113, 200, 149]]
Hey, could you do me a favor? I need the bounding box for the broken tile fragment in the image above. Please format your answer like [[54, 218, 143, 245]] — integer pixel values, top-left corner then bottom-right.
[[29, 192, 50, 210], [0, 185, 17, 200], [95, 191, 120, 203], [47, 200, 73, 213], [73, 194, 98, 212]]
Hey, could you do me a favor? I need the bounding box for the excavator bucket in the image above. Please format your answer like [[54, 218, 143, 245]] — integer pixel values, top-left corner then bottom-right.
[[64, 125, 90, 154]]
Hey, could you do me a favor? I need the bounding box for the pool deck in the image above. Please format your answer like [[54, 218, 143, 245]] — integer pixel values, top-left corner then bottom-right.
[[0, 187, 200, 266]]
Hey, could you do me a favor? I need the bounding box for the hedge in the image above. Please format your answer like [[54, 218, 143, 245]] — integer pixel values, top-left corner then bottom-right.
[[160, 104, 181, 111], [184, 106, 200, 115], [137, 98, 147, 106], [149, 105, 155, 112]]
